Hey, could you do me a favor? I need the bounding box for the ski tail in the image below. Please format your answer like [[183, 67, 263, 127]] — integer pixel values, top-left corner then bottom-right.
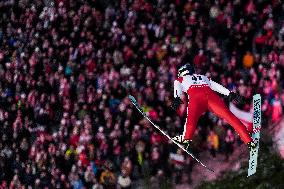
[[129, 95, 214, 172], [247, 94, 261, 177]]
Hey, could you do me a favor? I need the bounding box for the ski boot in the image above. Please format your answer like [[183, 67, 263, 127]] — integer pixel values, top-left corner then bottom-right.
[[172, 135, 191, 150], [247, 141, 258, 150]]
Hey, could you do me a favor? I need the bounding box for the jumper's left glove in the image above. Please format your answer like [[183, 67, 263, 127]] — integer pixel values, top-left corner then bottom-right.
[[171, 97, 183, 111], [228, 92, 244, 104]]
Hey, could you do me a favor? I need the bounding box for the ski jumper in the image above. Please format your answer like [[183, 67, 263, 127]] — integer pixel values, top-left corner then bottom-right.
[[174, 74, 253, 144]]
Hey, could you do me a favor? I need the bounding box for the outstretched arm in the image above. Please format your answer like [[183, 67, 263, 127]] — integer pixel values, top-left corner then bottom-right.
[[209, 79, 230, 96], [174, 80, 183, 98], [209, 79, 244, 103], [172, 80, 183, 110]]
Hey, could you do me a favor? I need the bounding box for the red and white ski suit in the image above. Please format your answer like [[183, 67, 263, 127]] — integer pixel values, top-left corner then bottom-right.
[[174, 74, 253, 144]]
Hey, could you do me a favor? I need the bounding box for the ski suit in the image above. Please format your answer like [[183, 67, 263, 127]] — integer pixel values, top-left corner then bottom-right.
[[174, 74, 253, 144]]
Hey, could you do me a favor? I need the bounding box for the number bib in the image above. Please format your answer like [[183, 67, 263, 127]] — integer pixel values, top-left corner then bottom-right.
[[181, 74, 210, 91], [175, 74, 211, 95]]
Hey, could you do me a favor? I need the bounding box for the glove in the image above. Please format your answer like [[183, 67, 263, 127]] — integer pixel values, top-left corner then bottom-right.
[[228, 92, 244, 104], [171, 97, 183, 111]]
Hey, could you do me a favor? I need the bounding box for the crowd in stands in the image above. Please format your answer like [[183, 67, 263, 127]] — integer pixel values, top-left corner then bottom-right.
[[0, 0, 283, 188]]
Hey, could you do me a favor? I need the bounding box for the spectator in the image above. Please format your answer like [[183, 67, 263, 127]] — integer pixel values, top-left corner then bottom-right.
[[194, 49, 207, 68], [170, 148, 185, 184], [224, 129, 235, 160], [92, 179, 103, 189], [121, 156, 132, 177], [99, 166, 116, 189], [117, 169, 131, 189], [71, 174, 84, 189], [9, 174, 21, 189], [272, 93, 283, 123], [243, 51, 254, 68], [207, 130, 219, 158]]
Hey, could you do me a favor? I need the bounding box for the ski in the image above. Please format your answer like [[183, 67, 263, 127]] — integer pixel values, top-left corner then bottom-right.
[[129, 95, 214, 172], [247, 94, 262, 177]]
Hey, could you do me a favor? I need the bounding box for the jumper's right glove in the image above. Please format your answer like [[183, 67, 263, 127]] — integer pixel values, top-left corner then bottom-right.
[[228, 92, 244, 104], [171, 97, 183, 111]]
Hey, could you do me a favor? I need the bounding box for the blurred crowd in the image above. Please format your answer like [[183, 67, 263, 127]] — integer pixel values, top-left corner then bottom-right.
[[0, 0, 284, 188]]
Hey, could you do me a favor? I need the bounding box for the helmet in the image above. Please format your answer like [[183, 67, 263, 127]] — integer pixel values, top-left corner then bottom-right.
[[178, 63, 195, 77]]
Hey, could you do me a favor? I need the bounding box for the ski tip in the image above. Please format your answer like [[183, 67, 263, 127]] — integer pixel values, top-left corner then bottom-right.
[[128, 95, 134, 100], [128, 95, 136, 104], [128, 95, 133, 98], [253, 94, 261, 99], [128, 95, 136, 103]]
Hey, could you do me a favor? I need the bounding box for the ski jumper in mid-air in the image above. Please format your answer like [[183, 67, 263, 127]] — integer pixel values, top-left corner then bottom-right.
[[172, 64, 257, 150]]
